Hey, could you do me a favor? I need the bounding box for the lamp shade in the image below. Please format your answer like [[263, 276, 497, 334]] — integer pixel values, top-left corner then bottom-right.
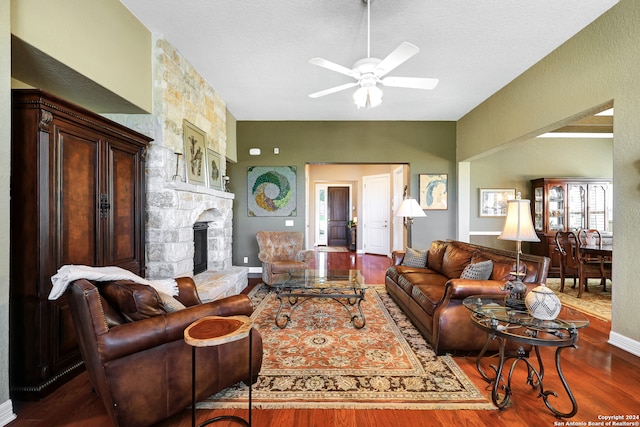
[[395, 198, 426, 218], [498, 199, 539, 242]]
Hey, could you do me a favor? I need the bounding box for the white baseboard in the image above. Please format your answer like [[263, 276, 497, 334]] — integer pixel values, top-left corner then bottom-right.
[[249, 266, 262, 274], [608, 331, 640, 357], [0, 400, 16, 426]]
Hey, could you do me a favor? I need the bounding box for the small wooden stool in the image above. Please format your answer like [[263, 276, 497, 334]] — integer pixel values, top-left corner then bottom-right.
[[184, 315, 254, 427]]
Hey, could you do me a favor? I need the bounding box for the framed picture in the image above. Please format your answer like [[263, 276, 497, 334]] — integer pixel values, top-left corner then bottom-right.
[[247, 166, 297, 217], [479, 188, 516, 217], [183, 120, 206, 185], [206, 148, 223, 190], [419, 174, 448, 210]]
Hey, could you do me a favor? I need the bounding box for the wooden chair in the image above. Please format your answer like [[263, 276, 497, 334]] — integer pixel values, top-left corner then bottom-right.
[[554, 231, 603, 298], [577, 228, 612, 291]]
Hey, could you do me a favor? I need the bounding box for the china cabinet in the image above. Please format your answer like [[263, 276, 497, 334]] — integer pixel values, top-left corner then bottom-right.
[[10, 90, 151, 398], [529, 178, 612, 276]]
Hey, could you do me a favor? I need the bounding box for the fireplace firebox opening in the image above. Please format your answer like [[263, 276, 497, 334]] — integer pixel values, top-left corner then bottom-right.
[[193, 222, 209, 275]]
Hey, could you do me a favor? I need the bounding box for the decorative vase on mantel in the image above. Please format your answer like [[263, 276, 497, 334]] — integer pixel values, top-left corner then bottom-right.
[[525, 284, 562, 320]]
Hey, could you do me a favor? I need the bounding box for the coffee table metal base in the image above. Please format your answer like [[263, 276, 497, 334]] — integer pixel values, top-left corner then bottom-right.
[[274, 288, 366, 329]]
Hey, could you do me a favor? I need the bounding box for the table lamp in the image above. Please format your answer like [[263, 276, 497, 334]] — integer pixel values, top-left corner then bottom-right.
[[395, 197, 426, 247], [498, 195, 540, 310]]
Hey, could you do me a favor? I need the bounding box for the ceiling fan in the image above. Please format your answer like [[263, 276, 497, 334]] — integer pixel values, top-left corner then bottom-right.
[[309, 0, 439, 108]]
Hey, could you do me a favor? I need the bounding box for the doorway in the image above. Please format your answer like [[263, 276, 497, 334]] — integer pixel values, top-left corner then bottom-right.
[[307, 163, 406, 254], [327, 186, 349, 247]]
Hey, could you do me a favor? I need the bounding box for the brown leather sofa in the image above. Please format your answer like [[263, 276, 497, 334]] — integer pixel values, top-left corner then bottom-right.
[[385, 240, 550, 355], [67, 276, 263, 427]]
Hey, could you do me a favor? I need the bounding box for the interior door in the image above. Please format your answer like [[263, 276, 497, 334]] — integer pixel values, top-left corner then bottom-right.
[[328, 186, 349, 247], [362, 174, 390, 255]]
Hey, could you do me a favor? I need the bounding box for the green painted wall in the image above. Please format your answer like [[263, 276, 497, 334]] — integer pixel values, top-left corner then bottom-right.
[[458, 0, 639, 347], [230, 121, 456, 266]]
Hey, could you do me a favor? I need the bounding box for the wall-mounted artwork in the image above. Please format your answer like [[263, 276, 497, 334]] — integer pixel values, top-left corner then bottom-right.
[[183, 120, 206, 185], [479, 188, 516, 217], [248, 166, 297, 217], [207, 148, 222, 190], [419, 174, 448, 210]]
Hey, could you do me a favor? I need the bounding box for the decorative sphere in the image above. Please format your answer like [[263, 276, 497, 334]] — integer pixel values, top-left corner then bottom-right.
[[525, 284, 562, 320]]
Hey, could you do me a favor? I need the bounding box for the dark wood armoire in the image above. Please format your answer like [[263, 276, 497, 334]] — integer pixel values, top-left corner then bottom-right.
[[10, 90, 152, 399]]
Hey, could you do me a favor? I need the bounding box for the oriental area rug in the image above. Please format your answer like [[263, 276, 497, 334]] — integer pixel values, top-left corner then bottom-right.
[[545, 278, 612, 321], [199, 285, 493, 410]]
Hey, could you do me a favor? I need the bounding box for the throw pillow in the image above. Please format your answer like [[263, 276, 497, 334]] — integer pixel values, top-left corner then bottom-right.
[[157, 291, 187, 312], [101, 280, 167, 322], [401, 247, 428, 267], [460, 260, 494, 280]]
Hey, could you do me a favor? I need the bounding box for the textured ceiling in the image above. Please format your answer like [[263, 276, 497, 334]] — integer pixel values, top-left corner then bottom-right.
[[120, 0, 618, 121]]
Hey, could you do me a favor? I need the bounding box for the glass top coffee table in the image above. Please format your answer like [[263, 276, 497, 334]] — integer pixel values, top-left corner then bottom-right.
[[271, 269, 367, 329]]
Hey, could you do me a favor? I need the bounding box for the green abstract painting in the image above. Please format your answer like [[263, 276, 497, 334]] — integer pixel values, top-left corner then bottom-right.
[[248, 166, 297, 216]]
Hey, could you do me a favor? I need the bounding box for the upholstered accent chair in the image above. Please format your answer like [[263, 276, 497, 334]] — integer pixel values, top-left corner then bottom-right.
[[256, 231, 315, 285], [67, 276, 263, 427]]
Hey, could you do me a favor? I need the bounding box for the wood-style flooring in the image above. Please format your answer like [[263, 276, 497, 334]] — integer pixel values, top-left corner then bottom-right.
[[8, 250, 640, 427]]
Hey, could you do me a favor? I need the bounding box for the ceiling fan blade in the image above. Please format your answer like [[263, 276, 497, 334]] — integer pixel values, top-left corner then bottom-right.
[[381, 76, 439, 90], [309, 82, 359, 98], [309, 58, 357, 78], [374, 42, 420, 77]]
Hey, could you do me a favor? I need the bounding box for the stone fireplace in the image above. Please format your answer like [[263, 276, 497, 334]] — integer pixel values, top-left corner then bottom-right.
[[144, 173, 247, 301], [104, 35, 247, 300]]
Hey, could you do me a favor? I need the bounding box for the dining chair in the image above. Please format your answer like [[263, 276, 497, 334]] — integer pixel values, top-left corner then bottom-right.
[[577, 228, 612, 291], [554, 231, 603, 298]]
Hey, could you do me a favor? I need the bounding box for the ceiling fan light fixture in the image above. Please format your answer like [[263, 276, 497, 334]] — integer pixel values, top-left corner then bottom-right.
[[353, 85, 383, 109]]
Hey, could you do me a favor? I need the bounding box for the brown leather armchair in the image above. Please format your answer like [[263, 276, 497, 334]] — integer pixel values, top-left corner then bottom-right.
[[67, 276, 263, 427], [256, 231, 315, 285]]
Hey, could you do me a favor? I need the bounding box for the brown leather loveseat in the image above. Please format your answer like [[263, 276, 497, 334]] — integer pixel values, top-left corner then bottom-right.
[[67, 276, 263, 427], [385, 240, 549, 355]]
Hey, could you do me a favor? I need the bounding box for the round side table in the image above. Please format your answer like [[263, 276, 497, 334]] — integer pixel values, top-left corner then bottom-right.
[[462, 295, 589, 419], [184, 315, 254, 427]]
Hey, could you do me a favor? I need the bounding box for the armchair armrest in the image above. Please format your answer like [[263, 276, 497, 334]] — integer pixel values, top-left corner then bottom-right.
[[97, 294, 254, 361], [297, 249, 315, 264], [174, 276, 202, 306]]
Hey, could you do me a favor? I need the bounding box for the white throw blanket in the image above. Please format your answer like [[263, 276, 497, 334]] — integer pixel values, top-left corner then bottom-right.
[[49, 265, 179, 300]]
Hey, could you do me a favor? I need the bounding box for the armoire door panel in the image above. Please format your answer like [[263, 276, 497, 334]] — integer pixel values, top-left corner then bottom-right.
[[106, 142, 143, 273], [57, 123, 100, 267], [49, 296, 80, 371]]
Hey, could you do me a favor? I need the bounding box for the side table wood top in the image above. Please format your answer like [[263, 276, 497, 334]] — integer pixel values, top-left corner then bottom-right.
[[184, 315, 252, 347]]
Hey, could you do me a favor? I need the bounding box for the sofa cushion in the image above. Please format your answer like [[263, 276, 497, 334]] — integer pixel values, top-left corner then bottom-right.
[[427, 240, 447, 272], [101, 280, 167, 322], [460, 260, 494, 280], [441, 244, 475, 279], [491, 259, 525, 282], [270, 259, 308, 273], [401, 247, 428, 267], [411, 283, 447, 316]]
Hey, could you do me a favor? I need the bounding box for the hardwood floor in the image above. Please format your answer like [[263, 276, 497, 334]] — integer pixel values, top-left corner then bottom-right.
[[8, 250, 640, 427]]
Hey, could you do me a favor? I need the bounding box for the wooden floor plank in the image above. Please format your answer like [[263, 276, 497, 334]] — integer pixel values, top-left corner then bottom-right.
[[8, 251, 640, 427]]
